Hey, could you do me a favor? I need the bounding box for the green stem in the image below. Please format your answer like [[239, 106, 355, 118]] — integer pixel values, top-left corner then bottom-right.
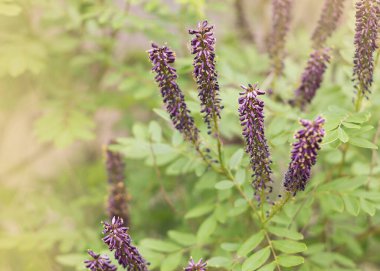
[[213, 113, 224, 168], [196, 125, 286, 270], [354, 88, 364, 112], [263, 192, 292, 224], [337, 143, 348, 176], [264, 230, 282, 271]]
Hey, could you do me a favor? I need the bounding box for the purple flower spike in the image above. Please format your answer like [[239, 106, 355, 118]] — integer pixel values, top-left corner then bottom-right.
[[239, 84, 273, 196], [293, 48, 330, 110], [189, 21, 222, 133], [84, 250, 117, 271], [353, 0, 379, 98], [312, 0, 345, 48], [284, 116, 325, 194], [106, 141, 129, 227], [148, 43, 199, 144], [269, 0, 292, 76], [102, 217, 148, 271], [184, 257, 207, 271]]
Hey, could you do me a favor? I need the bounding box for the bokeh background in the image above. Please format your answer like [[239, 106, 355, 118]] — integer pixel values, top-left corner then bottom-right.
[[0, 0, 379, 270]]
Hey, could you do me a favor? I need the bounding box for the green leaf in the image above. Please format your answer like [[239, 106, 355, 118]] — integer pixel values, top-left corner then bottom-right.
[[221, 243, 239, 252], [267, 227, 303, 240], [215, 180, 234, 190], [345, 111, 370, 124], [153, 108, 171, 122], [322, 129, 339, 145], [161, 252, 182, 271], [115, 138, 150, 159], [342, 122, 360, 129], [207, 256, 232, 268], [151, 144, 174, 155], [349, 137, 378, 149], [268, 117, 288, 136], [303, 243, 325, 256], [132, 123, 147, 139], [229, 148, 244, 170], [195, 171, 218, 191], [272, 240, 307, 254], [242, 247, 271, 271], [235, 169, 246, 185], [277, 255, 304, 267], [324, 193, 344, 212], [140, 239, 181, 253], [237, 230, 265, 257], [197, 216, 217, 243], [184, 204, 214, 219], [215, 204, 229, 223], [318, 177, 366, 192], [168, 231, 196, 246], [138, 248, 164, 269], [342, 195, 360, 216], [360, 198, 376, 216], [333, 253, 356, 268], [337, 127, 349, 143], [148, 121, 162, 142], [257, 262, 276, 271], [309, 252, 335, 267]]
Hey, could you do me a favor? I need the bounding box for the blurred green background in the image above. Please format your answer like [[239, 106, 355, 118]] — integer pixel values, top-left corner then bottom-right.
[[0, 0, 379, 270]]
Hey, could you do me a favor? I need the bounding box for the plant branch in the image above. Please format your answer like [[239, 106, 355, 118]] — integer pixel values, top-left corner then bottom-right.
[[263, 192, 292, 224], [264, 230, 282, 271]]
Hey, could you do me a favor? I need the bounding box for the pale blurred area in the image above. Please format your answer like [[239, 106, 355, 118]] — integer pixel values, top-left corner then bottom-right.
[[0, 0, 379, 270]]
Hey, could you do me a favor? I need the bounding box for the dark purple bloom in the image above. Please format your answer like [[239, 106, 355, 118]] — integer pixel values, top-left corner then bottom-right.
[[102, 217, 148, 271], [311, 0, 345, 48], [189, 21, 222, 133], [148, 43, 199, 144], [106, 141, 129, 227], [239, 84, 272, 195], [184, 257, 207, 271], [353, 0, 379, 98], [84, 250, 117, 271], [269, 0, 292, 76], [284, 116, 325, 194], [292, 48, 330, 110]]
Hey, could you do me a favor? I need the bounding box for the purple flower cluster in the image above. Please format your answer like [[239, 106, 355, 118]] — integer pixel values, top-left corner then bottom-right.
[[284, 116, 325, 194], [106, 141, 129, 227], [102, 217, 148, 271], [353, 0, 380, 97], [238, 84, 272, 194], [148, 43, 199, 144], [189, 21, 222, 133], [311, 0, 345, 48], [269, 0, 292, 76], [184, 258, 207, 271], [85, 250, 117, 271], [293, 48, 330, 110]]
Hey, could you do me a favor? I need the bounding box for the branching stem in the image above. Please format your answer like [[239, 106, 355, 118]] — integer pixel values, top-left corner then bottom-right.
[[264, 230, 282, 271]]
